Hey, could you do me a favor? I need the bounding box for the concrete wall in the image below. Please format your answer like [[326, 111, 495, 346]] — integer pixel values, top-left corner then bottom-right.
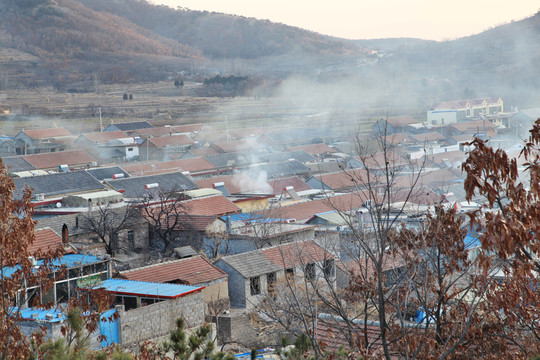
[[215, 260, 246, 308], [116, 290, 204, 345], [427, 109, 458, 125], [202, 278, 229, 304]]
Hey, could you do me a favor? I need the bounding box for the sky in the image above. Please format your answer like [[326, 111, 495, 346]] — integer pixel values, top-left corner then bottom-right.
[[151, 0, 539, 41]]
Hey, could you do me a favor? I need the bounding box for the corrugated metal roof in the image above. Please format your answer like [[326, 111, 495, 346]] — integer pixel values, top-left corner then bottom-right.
[[17, 308, 66, 323], [98, 279, 203, 299], [2, 254, 106, 278]]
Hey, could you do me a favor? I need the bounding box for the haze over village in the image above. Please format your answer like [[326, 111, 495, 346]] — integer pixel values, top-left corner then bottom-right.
[[1, 0, 540, 359]]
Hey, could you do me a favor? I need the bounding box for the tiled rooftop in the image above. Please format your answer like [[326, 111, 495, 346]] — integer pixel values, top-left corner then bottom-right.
[[120, 255, 227, 285]]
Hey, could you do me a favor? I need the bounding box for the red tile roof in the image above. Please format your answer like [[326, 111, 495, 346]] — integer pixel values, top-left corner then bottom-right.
[[148, 135, 194, 148], [79, 131, 129, 143], [288, 143, 336, 156], [195, 174, 270, 194], [189, 148, 221, 157], [267, 177, 312, 195], [264, 192, 369, 222], [386, 115, 419, 127], [261, 240, 333, 269], [22, 128, 72, 139], [120, 255, 227, 285], [145, 195, 240, 218], [22, 150, 97, 170], [121, 158, 215, 177], [426, 150, 466, 164], [448, 119, 497, 133], [30, 228, 63, 257], [410, 131, 446, 143], [165, 215, 218, 232], [312, 169, 369, 191], [316, 319, 383, 356], [184, 195, 240, 216]]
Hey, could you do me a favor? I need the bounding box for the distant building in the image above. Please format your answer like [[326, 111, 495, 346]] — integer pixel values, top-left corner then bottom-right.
[[427, 97, 503, 125]]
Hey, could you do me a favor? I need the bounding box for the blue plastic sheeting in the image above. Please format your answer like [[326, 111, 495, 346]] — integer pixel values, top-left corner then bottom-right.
[[100, 308, 118, 348], [2, 254, 105, 278], [16, 307, 66, 323], [98, 279, 203, 299], [464, 233, 481, 249], [227, 213, 286, 224]]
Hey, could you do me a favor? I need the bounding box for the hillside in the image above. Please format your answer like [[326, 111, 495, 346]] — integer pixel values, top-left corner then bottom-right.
[[78, 0, 358, 59]]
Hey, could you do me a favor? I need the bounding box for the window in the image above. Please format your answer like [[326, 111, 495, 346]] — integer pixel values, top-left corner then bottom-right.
[[267, 273, 276, 298], [324, 259, 335, 277], [127, 147, 134, 152], [127, 230, 134, 243], [305, 263, 316, 281], [285, 268, 294, 282], [250, 276, 260, 295]]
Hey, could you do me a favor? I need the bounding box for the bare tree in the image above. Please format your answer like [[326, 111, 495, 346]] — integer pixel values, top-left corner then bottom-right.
[[136, 186, 193, 253], [80, 202, 139, 256]]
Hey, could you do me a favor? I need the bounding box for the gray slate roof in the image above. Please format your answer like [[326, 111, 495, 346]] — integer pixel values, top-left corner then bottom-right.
[[2, 156, 35, 172], [103, 121, 153, 132], [14, 171, 105, 198], [106, 172, 198, 198], [86, 166, 129, 181], [217, 251, 281, 278], [204, 152, 253, 169]]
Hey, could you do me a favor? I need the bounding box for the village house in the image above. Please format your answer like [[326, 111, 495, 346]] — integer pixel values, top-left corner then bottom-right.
[[119, 255, 229, 313], [12, 127, 74, 155], [103, 121, 153, 133], [98, 278, 205, 346], [427, 97, 503, 125], [140, 135, 195, 160], [214, 240, 335, 310]]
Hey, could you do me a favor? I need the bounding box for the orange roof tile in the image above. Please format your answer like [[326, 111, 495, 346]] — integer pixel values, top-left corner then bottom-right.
[[263, 192, 369, 222], [261, 241, 334, 269], [313, 169, 369, 191], [145, 195, 240, 218], [190, 148, 221, 157], [30, 228, 63, 257], [22, 128, 72, 139], [212, 139, 269, 153], [22, 150, 97, 170], [121, 255, 226, 285], [267, 177, 312, 195], [288, 143, 336, 156]]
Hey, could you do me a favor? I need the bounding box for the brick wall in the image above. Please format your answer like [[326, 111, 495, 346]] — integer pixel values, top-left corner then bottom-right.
[[116, 290, 204, 345]]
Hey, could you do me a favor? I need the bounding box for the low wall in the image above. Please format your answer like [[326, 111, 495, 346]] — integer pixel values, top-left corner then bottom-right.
[[116, 290, 205, 345]]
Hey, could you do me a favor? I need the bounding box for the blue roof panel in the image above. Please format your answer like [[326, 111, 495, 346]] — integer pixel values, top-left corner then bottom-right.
[[17, 307, 66, 323], [98, 279, 203, 299]]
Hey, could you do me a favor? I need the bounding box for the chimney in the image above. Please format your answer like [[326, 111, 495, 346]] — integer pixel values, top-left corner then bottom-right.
[[62, 224, 69, 245]]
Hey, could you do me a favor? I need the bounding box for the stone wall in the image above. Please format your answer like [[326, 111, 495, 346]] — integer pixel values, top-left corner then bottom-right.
[[213, 311, 273, 349], [116, 290, 204, 345]]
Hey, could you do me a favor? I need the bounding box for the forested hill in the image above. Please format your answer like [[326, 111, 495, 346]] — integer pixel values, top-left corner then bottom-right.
[[0, 0, 200, 60], [78, 0, 357, 59], [0, 0, 357, 62]]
